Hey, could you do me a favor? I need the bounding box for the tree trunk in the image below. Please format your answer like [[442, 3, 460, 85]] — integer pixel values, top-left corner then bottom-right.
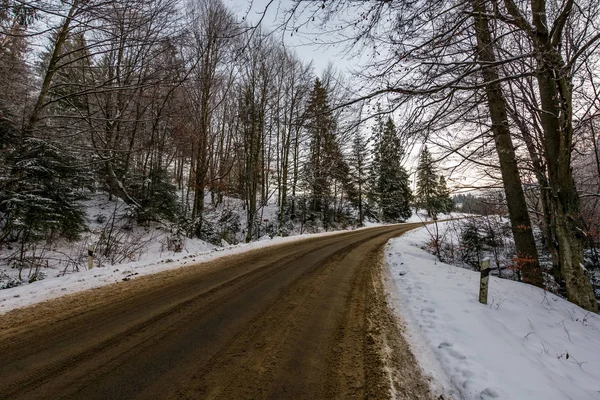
[[105, 161, 140, 208], [536, 61, 597, 311], [472, 0, 543, 287], [280, 125, 291, 233], [507, 91, 563, 286], [525, 0, 598, 311]]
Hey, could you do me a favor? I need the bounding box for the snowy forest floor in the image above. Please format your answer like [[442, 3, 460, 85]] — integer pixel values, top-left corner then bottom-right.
[[385, 223, 600, 399]]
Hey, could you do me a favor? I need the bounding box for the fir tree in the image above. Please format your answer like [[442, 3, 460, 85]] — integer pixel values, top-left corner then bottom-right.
[[0, 138, 88, 244], [349, 131, 369, 225], [437, 175, 454, 214], [460, 219, 484, 268], [416, 145, 453, 220], [366, 112, 384, 219], [378, 117, 412, 222], [366, 115, 412, 222], [304, 78, 338, 222]]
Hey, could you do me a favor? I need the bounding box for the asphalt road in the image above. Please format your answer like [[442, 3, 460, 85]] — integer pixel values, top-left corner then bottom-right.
[[0, 224, 433, 399]]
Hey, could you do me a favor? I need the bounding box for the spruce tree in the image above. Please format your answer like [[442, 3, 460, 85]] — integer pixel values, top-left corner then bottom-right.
[[437, 175, 454, 214], [416, 145, 453, 220], [304, 78, 337, 222], [349, 131, 369, 225], [0, 138, 88, 244], [366, 112, 384, 219], [378, 117, 412, 222]]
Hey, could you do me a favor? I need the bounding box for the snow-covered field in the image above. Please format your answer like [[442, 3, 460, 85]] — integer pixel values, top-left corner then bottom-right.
[[386, 224, 600, 399]]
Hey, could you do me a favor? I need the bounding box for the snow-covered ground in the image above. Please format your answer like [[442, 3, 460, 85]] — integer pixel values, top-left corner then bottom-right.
[[386, 224, 600, 400], [404, 210, 470, 224]]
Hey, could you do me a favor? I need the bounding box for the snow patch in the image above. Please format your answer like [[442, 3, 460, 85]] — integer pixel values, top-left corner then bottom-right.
[[386, 225, 600, 400]]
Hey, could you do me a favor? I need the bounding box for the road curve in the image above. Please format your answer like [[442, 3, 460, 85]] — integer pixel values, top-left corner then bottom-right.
[[0, 224, 433, 400]]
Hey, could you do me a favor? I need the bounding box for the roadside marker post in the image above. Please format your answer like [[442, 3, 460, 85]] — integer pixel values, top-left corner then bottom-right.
[[479, 257, 490, 305], [88, 243, 95, 270]]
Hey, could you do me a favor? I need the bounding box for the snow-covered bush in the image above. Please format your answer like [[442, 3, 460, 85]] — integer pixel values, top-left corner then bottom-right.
[[0, 269, 21, 289]]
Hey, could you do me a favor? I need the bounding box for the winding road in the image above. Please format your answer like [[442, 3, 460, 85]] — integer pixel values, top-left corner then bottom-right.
[[0, 224, 433, 399]]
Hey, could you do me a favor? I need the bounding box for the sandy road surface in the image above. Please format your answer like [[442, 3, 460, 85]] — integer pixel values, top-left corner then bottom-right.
[[0, 224, 433, 400]]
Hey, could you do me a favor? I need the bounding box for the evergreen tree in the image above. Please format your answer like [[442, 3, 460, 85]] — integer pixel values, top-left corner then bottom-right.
[[460, 219, 484, 268], [416, 145, 453, 220], [366, 111, 384, 219], [437, 175, 454, 214], [0, 102, 17, 151], [304, 78, 338, 222], [350, 131, 369, 225], [0, 138, 88, 244], [378, 117, 412, 222], [133, 167, 179, 223]]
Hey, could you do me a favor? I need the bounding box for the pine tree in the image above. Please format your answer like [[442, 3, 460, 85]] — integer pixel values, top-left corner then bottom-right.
[[0, 138, 88, 244], [304, 78, 337, 222], [416, 145, 453, 220], [378, 117, 412, 222], [350, 131, 369, 225]]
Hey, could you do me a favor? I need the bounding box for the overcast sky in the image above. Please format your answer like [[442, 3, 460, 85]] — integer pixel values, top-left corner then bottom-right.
[[225, 0, 355, 75]]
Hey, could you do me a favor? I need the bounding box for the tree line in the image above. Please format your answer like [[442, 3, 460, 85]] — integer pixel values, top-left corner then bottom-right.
[[285, 0, 600, 311], [0, 0, 443, 273]]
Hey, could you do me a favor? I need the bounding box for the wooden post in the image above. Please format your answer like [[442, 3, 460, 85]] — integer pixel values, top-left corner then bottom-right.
[[88, 244, 95, 270], [479, 257, 490, 304]]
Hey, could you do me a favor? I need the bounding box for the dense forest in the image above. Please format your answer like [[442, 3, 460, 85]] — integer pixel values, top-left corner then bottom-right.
[[0, 0, 423, 285]]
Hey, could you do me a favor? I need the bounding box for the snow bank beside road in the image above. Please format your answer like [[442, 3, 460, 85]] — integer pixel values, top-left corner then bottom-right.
[[385, 226, 600, 400]]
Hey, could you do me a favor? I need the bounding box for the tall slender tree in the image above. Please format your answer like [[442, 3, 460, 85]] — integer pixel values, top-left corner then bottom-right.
[[378, 117, 412, 222], [304, 78, 337, 222], [350, 130, 369, 225], [416, 146, 441, 220]]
